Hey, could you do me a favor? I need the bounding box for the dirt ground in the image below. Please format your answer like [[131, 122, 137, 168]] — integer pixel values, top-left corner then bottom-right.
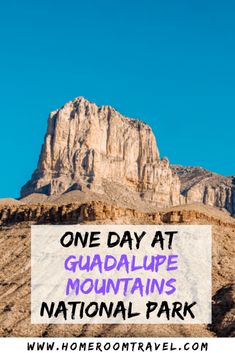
[[0, 201, 234, 337]]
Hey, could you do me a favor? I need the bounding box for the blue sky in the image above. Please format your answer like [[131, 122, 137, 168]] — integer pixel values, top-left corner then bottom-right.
[[1, 0, 234, 198]]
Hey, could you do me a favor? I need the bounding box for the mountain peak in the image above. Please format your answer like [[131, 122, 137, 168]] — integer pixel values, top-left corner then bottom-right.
[[21, 97, 180, 207]]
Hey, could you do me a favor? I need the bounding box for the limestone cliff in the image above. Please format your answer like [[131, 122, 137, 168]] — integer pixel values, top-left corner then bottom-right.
[[171, 165, 235, 216], [21, 97, 180, 207]]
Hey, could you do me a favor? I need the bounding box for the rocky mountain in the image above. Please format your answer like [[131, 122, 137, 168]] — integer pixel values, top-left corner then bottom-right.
[[1, 97, 234, 337], [21, 97, 180, 208], [20, 96, 235, 217], [171, 165, 235, 216]]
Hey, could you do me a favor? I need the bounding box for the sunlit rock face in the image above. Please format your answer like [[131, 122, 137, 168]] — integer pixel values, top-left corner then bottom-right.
[[21, 97, 181, 207]]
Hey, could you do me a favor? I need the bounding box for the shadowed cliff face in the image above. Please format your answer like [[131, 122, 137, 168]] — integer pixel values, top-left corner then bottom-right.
[[210, 284, 235, 337], [171, 165, 235, 216], [21, 97, 181, 208]]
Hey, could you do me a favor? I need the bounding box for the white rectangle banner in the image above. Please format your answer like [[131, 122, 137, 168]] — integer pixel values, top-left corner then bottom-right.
[[0, 337, 234, 353], [31, 225, 211, 324]]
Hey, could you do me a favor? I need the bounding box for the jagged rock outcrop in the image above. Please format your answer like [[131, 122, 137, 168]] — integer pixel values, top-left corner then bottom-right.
[[21, 97, 180, 207], [171, 165, 235, 216], [1, 201, 235, 227]]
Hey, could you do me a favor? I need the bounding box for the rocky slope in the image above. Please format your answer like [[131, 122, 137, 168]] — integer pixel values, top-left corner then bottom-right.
[[21, 97, 180, 208], [0, 201, 234, 337], [171, 165, 235, 216]]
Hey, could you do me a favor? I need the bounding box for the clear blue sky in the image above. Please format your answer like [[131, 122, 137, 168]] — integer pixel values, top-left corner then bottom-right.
[[1, 0, 234, 198]]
